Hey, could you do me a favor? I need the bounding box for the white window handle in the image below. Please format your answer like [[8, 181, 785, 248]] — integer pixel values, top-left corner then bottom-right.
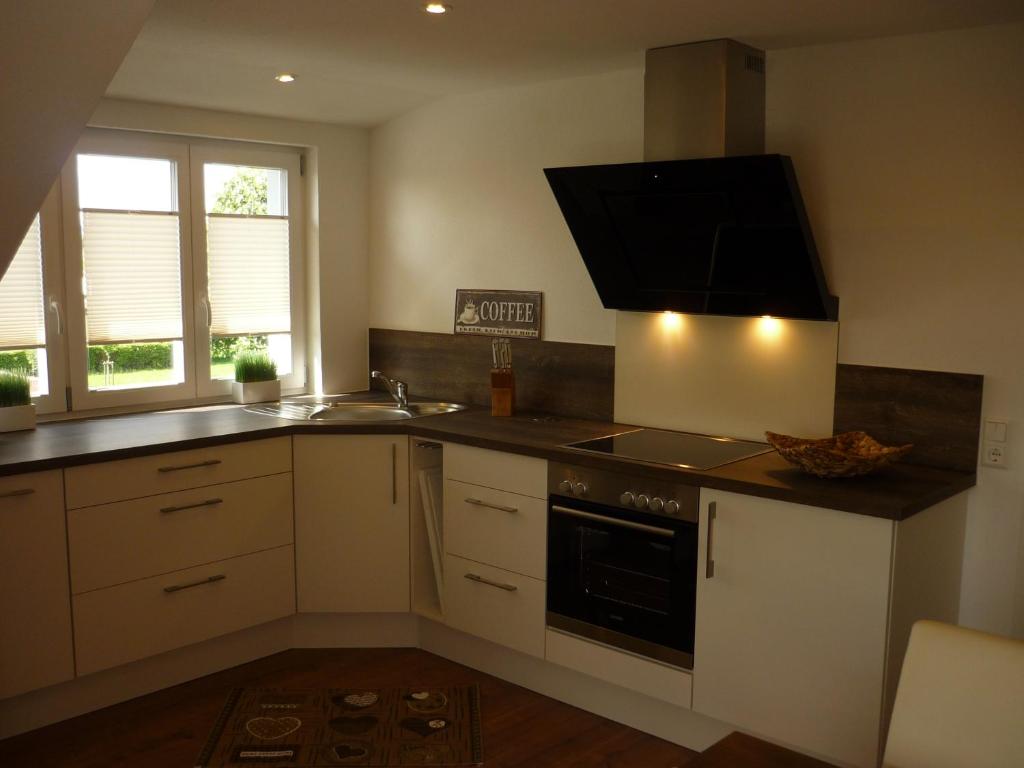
[[48, 296, 63, 336]]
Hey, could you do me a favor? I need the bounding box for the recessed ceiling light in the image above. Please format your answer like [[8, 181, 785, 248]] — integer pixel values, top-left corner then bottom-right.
[[424, 3, 449, 14], [274, 73, 296, 83]]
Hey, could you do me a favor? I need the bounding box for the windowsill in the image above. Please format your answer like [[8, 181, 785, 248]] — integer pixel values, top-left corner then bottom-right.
[[36, 386, 308, 425]]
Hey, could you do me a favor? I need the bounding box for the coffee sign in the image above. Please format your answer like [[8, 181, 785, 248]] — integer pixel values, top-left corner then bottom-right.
[[454, 289, 542, 339]]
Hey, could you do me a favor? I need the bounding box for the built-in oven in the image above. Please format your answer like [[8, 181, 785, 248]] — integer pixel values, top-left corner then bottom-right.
[[547, 462, 699, 669]]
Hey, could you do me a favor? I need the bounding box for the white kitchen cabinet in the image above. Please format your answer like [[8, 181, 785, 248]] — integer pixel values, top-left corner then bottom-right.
[[693, 488, 894, 768], [294, 435, 410, 613], [0, 471, 75, 699]]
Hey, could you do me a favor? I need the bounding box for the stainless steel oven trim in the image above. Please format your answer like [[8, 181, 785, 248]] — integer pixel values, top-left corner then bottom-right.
[[547, 612, 693, 670], [551, 504, 675, 538]]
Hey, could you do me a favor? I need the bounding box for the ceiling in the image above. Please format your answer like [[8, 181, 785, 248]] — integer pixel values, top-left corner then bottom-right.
[[107, 0, 1024, 126]]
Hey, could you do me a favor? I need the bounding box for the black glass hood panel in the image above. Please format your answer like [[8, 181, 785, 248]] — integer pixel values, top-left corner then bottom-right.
[[544, 155, 838, 321]]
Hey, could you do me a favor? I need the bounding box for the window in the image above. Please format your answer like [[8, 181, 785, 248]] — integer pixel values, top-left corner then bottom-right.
[[0, 188, 66, 414], [53, 129, 305, 410]]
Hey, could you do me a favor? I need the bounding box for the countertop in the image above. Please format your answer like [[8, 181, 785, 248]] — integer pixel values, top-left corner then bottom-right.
[[0, 395, 975, 520]]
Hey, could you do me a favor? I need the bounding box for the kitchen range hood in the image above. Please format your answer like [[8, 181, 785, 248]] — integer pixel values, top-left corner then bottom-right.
[[545, 40, 838, 321]]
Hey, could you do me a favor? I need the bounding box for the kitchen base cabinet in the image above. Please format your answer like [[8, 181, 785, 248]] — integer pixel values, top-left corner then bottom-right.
[[0, 471, 75, 699], [693, 488, 965, 768], [294, 435, 410, 613]]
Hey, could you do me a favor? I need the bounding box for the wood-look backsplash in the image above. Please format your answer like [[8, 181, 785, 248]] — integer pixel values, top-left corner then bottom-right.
[[369, 328, 615, 422], [369, 329, 982, 472]]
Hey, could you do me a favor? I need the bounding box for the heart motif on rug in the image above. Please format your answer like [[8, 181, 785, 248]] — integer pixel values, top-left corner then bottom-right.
[[245, 716, 302, 740], [329, 715, 378, 735], [332, 743, 370, 761], [400, 717, 449, 738], [334, 692, 379, 709], [404, 691, 448, 713]]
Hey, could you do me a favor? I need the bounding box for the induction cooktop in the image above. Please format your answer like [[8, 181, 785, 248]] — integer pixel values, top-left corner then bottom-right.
[[565, 428, 772, 471]]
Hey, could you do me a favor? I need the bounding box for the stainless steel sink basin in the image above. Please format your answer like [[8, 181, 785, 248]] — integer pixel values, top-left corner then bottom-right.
[[246, 401, 466, 422]]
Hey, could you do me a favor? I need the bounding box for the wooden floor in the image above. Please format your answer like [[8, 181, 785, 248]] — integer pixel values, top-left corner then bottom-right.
[[0, 648, 699, 767]]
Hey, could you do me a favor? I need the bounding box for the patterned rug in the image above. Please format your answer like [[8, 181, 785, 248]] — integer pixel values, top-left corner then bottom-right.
[[195, 686, 483, 766]]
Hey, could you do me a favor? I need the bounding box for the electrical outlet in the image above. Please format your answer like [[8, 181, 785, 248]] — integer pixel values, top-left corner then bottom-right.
[[983, 443, 1008, 468]]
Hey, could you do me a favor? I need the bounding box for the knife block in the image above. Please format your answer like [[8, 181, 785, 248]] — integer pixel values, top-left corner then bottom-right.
[[490, 368, 515, 417]]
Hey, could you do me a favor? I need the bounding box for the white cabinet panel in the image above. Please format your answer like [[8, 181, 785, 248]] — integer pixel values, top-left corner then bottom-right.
[[294, 436, 409, 613], [69, 472, 294, 593], [445, 479, 546, 579], [73, 545, 295, 676], [444, 553, 545, 658], [0, 471, 75, 699], [444, 442, 546, 499], [693, 488, 893, 768], [65, 437, 291, 508]]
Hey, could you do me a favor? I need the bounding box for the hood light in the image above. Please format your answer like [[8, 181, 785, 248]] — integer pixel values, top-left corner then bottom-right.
[[274, 73, 296, 83], [424, 3, 449, 13], [756, 315, 783, 341]]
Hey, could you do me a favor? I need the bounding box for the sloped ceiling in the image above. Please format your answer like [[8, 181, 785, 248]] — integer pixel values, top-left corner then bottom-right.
[[0, 1, 155, 280]]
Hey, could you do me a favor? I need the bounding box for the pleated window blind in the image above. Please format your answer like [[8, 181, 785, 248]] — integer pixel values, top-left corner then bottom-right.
[[0, 217, 46, 351], [207, 214, 291, 337], [81, 210, 183, 344]]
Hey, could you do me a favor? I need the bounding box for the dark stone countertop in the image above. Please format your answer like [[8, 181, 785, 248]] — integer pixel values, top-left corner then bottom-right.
[[0, 395, 974, 521]]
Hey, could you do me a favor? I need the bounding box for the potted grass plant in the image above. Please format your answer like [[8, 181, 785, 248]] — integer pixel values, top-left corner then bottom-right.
[[231, 350, 280, 404], [0, 369, 35, 432]]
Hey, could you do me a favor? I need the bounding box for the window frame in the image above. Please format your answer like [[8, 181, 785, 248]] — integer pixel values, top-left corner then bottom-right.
[[61, 130, 198, 410], [188, 141, 305, 397]]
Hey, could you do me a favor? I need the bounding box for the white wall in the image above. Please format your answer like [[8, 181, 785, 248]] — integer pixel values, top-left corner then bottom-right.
[[766, 23, 1024, 637], [369, 68, 643, 345], [89, 99, 370, 394]]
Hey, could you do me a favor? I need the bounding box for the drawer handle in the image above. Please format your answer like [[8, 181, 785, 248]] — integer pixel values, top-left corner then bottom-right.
[[464, 572, 518, 592], [163, 574, 226, 594], [464, 497, 518, 514], [0, 488, 35, 499], [157, 459, 222, 473], [160, 497, 223, 514]]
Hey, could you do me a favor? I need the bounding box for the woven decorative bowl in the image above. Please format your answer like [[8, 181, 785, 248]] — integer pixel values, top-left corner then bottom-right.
[[765, 431, 913, 479]]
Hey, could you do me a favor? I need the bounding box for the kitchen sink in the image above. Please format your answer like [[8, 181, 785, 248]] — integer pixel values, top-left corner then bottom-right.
[[246, 401, 466, 422]]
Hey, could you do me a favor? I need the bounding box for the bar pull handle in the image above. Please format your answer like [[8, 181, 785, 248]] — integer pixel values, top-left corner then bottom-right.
[[706, 501, 717, 579], [157, 459, 222, 473], [391, 442, 398, 504], [464, 573, 518, 592], [163, 574, 226, 594], [464, 497, 518, 514], [160, 498, 223, 514], [0, 488, 35, 500]]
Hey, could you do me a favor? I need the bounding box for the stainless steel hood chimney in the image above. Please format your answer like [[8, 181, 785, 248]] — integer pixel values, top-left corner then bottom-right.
[[545, 39, 838, 321]]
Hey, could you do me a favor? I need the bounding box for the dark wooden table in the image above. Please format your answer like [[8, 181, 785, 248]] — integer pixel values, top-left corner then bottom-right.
[[689, 732, 839, 767]]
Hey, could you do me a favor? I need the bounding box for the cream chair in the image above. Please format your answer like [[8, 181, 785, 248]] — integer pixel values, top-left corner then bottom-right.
[[883, 619, 1024, 768]]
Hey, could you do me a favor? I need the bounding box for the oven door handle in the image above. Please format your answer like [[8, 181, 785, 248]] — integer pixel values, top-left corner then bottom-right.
[[551, 505, 675, 538]]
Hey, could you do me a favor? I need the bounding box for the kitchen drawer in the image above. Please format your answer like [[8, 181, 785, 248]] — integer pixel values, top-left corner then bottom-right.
[[69, 472, 294, 594], [443, 553, 545, 658], [445, 479, 546, 579], [65, 436, 292, 509], [73, 545, 295, 676], [545, 629, 693, 708], [444, 442, 546, 499]]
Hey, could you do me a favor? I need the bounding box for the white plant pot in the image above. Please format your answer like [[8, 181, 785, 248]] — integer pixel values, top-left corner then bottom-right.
[[231, 379, 281, 405], [0, 404, 36, 433]]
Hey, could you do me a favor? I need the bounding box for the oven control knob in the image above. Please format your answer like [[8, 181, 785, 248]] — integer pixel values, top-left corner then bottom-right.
[[664, 499, 680, 515], [558, 480, 573, 494], [635, 494, 650, 510], [619, 491, 635, 506], [572, 481, 588, 497], [649, 497, 664, 512]]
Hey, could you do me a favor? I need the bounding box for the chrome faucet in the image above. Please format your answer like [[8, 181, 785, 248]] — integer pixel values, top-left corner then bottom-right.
[[371, 370, 408, 408]]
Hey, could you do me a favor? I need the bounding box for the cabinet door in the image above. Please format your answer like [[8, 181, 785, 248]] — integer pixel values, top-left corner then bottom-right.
[[294, 436, 409, 612], [0, 471, 75, 698], [693, 488, 892, 768]]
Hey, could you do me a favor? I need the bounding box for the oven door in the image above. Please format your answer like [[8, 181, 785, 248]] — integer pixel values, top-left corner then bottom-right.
[[547, 499, 697, 669]]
